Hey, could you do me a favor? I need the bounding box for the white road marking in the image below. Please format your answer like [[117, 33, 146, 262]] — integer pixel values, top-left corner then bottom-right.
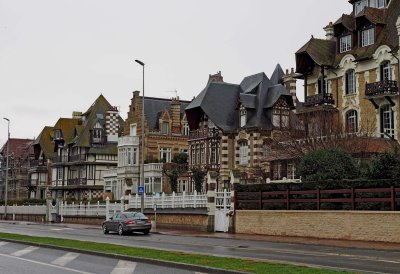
[[51, 228, 73, 231], [0, 252, 94, 274], [110, 260, 137, 274], [51, 252, 80, 266], [0, 241, 9, 247], [11, 246, 38, 257]]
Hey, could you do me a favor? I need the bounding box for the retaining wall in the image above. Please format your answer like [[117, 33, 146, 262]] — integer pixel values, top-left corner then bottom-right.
[[235, 210, 400, 243]]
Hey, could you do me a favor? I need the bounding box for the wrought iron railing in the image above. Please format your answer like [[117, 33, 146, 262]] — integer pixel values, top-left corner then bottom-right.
[[189, 128, 219, 140], [67, 178, 87, 186], [365, 80, 399, 96], [304, 93, 334, 107]]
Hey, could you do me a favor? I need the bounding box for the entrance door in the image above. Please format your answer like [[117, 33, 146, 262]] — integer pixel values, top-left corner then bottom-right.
[[214, 189, 231, 232]]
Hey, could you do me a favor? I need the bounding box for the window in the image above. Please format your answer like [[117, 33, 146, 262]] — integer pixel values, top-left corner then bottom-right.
[[375, 0, 386, 8], [240, 108, 247, 127], [159, 148, 171, 163], [340, 35, 352, 53], [239, 141, 248, 165], [54, 129, 63, 140], [287, 163, 296, 180], [355, 0, 368, 14], [182, 123, 190, 136], [361, 28, 375, 47], [127, 148, 131, 165], [130, 124, 137, 136], [273, 108, 290, 128], [162, 122, 169, 135], [210, 142, 218, 164], [272, 163, 281, 180], [381, 61, 393, 81], [345, 70, 356, 95], [92, 128, 104, 143], [132, 148, 138, 165], [318, 77, 329, 94], [346, 110, 358, 133], [381, 105, 394, 138], [57, 168, 63, 180]]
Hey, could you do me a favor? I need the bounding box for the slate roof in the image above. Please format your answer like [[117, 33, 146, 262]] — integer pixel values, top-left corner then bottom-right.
[[186, 64, 295, 133], [33, 126, 57, 159], [296, 0, 400, 73], [143, 97, 191, 131], [0, 138, 33, 160]]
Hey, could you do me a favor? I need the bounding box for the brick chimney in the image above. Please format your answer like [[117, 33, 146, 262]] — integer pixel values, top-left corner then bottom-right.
[[208, 71, 223, 83], [323, 22, 334, 40], [171, 97, 182, 134], [106, 106, 119, 142], [282, 68, 297, 108]]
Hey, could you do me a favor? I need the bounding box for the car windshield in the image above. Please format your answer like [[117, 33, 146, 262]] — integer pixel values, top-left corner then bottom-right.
[[124, 213, 147, 219]]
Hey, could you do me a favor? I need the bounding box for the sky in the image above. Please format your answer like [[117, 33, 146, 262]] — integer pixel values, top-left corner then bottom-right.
[[0, 0, 352, 146]]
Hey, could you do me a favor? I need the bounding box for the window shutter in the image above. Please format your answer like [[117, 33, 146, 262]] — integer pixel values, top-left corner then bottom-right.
[[380, 64, 384, 81], [380, 107, 384, 136]]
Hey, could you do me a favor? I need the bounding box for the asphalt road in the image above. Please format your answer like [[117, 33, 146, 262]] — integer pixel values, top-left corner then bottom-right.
[[0, 241, 205, 274], [0, 221, 400, 273]]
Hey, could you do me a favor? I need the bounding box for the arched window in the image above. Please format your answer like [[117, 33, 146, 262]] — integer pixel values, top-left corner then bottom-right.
[[345, 70, 356, 95], [346, 110, 358, 133], [380, 105, 394, 138], [380, 61, 393, 81]]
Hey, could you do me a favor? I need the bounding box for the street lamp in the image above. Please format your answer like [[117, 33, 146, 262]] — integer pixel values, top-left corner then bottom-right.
[[135, 59, 145, 213], [3, 118, 9, 219]]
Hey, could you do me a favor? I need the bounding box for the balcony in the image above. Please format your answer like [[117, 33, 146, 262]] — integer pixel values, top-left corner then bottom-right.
[[365, 80, 399, 97], [117, 166, 138, 175], [118, 136, 139, 147], [189, 128, 219, 141], [69, 154, 86, 162], [51, 155, 68, 164], [303, 94, 335, 107], [103, 168, 117, 178], [67, 178, 87, 186], [144, 163, 163, 173]]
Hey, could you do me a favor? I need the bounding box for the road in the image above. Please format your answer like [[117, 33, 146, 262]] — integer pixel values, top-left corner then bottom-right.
[[0, 241, 206, 274], [0, 222, 400, 273]]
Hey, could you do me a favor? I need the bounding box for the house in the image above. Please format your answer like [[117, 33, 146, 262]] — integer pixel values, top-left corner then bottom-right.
[[103, 91, 191, 199], [295, 0, 400, 139], [267, 0, 400, 181], [186, 68, 297, 189], [48, 94, 123, 201], [29, 126, 56, 199], [0, 138, 34, 201]]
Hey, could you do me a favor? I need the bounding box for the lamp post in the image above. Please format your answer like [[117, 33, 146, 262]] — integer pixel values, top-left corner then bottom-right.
[[3, 118, 10, 219], [135, 59, 145, 213]]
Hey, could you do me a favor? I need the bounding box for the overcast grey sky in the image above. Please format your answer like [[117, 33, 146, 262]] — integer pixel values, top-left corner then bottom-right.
[[0, 0, 352, 145]]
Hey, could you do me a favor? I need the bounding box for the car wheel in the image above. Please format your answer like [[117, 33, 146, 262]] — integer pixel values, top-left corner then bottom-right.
[[118, 224, 124, 236], [143, 229, 150, 235], [102, 224, 109, 234]]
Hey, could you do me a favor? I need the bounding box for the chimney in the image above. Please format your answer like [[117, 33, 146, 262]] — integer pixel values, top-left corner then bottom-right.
[[106, 106, 119, 142], [323, 22, 334, 40], [282, 68, 297, 109], [171, 97, 181, 134], [208, 71, 223, 83]]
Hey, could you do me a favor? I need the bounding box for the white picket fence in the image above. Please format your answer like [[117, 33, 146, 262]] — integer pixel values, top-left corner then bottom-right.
[[128, 191, 207, 209], [0, 205, 46, 215]]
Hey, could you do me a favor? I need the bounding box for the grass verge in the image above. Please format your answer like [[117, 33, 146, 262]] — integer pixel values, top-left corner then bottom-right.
[[0, 232, 348, 274]]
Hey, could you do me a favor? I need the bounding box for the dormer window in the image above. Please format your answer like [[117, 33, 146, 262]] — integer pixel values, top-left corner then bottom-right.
[[375, 0, 386, 8], [54, 129, 63, 140], [162, 122, 169, 135], [240, 108, 247, 127], [355, 0, 368, 15], [361, 27, 375, 47], [339, 35, 352, 53], [92, 128, 104, 143]]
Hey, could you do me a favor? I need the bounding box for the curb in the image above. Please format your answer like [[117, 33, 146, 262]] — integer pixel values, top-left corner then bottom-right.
[[0, 238, 249, 274]]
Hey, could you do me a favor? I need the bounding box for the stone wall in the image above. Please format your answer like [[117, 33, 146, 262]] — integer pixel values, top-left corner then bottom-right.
[[235, 210, 400, 243]]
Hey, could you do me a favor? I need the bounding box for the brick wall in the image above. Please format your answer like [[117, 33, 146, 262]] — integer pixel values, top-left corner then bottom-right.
[[235, 210, 400, 243]]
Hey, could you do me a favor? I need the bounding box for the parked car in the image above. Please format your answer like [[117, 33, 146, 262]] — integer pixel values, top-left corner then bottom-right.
[[102, 212, 152, 235]]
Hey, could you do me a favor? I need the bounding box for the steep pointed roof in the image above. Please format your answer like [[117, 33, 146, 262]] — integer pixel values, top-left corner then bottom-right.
[[53, 118, 80, 144], [270, 64, 285, 85], [33, 126, 56, 159], [296, 38, 336, 67]]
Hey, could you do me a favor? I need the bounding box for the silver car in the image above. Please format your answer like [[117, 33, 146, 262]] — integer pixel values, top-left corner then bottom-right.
[[102, 212, 152, 235]]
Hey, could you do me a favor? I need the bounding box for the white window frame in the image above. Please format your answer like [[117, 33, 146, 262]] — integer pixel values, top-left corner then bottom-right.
[[381, 61, 393, 81], [159, 147, 171, 163], [361, 28, 375, 47], [345, 70, 356, 95], [287, 163, 296, 180], [381, 105, 394, 138], [130, 124, 137, 136], [346, 110, 358, 133], [355, 0, 368, 15], [162, 122, 169, 135], [182, 123, 190, 136], [240, 109, 247, 127], [340, 35, 352, 53], [375, 0, 385, 8], [239, 141, 248, 165]]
